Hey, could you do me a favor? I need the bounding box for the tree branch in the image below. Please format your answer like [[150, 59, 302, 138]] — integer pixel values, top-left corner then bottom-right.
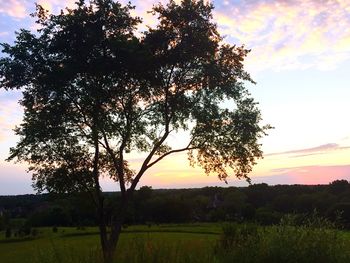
[[128, 66, 176, 192], [147, 145, 197, 169], [128, 129, 170, 192], [101, 130, 126, 194]]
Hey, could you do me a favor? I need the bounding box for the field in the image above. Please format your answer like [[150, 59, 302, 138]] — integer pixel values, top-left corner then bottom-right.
[[0, 224, 220, 263], [1, 222, 350, 263]]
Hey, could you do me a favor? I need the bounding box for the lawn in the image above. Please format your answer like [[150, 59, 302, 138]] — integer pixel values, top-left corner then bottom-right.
[[1, 222, 350, 263], [0, 223, 220, 263]]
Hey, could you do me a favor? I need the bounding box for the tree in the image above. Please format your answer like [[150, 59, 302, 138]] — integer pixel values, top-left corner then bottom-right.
[[329, 180, 349, 194], [0, 0, 270, 262]]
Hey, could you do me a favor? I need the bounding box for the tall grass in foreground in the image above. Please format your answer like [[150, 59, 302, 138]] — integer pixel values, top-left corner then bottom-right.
[[33, 239, 102, 263], [216, 214, 350, 263], [34, 216, 350, 263], [34, 237, 215, 263], [116, 237, 215, 263]]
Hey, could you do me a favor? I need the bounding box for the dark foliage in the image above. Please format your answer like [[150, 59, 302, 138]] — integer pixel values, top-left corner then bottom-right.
[[1, 180, 350, 229]]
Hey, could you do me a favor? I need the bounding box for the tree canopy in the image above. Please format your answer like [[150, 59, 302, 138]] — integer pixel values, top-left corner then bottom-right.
[[1, 0, 268, 193], [0, 0, 270, 261]]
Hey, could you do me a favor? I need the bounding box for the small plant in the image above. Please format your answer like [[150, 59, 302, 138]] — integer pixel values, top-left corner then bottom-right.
[[31, 228, 38, 237], [5, 227, 11, 238], [19, 222, 32, 236]]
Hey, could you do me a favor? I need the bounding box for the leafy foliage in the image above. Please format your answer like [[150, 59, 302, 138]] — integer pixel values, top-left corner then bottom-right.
[[0, 0, 269, 194]]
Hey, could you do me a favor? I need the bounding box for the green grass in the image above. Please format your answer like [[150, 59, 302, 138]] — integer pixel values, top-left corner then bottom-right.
[[0, 223, 220, 263], [1, 222, 350, 263], [215, 221, 350, 263]]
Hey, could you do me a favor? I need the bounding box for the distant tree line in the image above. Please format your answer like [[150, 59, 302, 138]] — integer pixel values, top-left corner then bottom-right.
[[1, 180, 350, 234]]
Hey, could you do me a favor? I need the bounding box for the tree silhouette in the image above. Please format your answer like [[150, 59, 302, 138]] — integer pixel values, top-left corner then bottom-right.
[[0, 0, 270, 262]]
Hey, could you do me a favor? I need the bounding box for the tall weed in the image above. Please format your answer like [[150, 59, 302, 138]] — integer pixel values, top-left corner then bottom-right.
[[216, 214, 350, 263], [34, 239, 102, 263]]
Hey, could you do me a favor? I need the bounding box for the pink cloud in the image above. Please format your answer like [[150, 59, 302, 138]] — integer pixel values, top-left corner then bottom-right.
[[266, 143, 350, 157], [0, 0, 29, 18], [213, 0, 350, 71], [266, 165, 350, 185], [3, 0, 350, 72], [0, 0, 77, 19], [35, 0, 76, 14]]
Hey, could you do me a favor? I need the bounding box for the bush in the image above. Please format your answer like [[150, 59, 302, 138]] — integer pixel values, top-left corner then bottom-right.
[[5, 227, 11, 238], [327, 202, 350, 229], [255, 207, 281, 225], [31, 228, 39, 237], [215, 216, 350, 263], [19, 223, 32, 236], [218, 223, 259, 250]]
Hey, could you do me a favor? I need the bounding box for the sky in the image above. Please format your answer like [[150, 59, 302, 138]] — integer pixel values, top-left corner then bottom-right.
[[0, 0, 350, 194]]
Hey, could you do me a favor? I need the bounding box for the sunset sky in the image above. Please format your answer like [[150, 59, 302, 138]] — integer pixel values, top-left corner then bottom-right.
[[1, 0, 350, 194]]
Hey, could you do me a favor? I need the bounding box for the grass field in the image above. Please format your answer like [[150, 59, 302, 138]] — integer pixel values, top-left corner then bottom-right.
[[1, 222, 350, 263], [0, 223, 220, 263]]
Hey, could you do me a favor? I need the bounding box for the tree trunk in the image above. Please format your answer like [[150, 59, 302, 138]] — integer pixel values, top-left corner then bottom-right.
[[99, 195, 129, 263], [102, 242, 115, 263], [99, 225, 111, 263], [102, 222, 123, 263]]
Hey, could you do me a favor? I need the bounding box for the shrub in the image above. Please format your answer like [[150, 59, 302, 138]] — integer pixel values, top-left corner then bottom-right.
[[255, 207, 281, 225], [218, 223, 259, 250], [31, 228, 39, 237], [19, 223, 32, 236], [5, 227, 11, 238], [215, 216, 350, 263]]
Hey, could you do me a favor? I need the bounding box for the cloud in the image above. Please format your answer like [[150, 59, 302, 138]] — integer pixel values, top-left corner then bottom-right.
[[35, 0, 76, 14], [213, 0, 350, 72], [263, 164, 350, 185], [0, 0, 29, 18], [2, 0, 350, 72], [266, 143, 350, 157], [0, 0, 77, 19]]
